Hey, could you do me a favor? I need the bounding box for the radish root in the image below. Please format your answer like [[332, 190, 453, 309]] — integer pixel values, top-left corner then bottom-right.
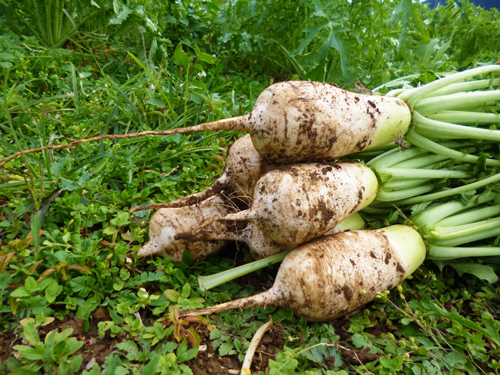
[[241, 318, 273, 375], [0, 116, 248, 168]]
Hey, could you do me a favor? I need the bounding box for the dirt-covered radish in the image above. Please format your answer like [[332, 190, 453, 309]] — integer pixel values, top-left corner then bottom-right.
[[198, 162, 378, 245], [134, 82, 411, 164], [131, 135, 273, 212], [137, 194, 235, 262], [180, 225, 425, 322], [176, 213, 366, 260], [5, 66, 500, 171]]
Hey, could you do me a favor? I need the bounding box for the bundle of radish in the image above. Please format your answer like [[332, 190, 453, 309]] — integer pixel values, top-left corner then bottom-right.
[[194, 162, 378, 245]]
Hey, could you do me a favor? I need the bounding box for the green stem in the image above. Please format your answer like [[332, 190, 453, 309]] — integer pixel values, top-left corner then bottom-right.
[[427, 78, 500, 97], [382, 178, 433, 190], [413, 111, 500, 141], [427, 111, 500, 125], [431, 225, 500, 247], [428, 245, 500, 260], [367, 147, 429, 169], [400, 65, 500, 108], [377, 168, 472, 181], [406, 128, 500, 167], [389, 172, 500, 206], [430, 217, 500, 240], [198, 252, 289, 291], [411, 192, 498, 228], [413, 201, 468, 229], [436, 205, 500, 227], [367, 140, 477, 169], [391, 153, 452, 169], [414, 90, 500, 115], [374, 184, 434, 202]]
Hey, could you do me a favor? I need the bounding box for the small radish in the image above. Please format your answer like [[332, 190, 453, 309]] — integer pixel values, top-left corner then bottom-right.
[[197, 162, 378, 245], [180, 225, 426, 322], [137, 194, 234, 262]]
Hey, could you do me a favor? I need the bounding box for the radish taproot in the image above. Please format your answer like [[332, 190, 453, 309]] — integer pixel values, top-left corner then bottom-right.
[[176, 212, 366, 260], [180, 225, 425, 322], [197, 162, 378, 245], [137, 194, 235, 262]]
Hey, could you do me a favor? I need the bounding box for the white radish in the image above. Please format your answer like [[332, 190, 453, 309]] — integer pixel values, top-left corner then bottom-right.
[[198, 162, 378, 245], [137, 194, 234, 262], [176, 213, 366, 260], [140, 81, 411, 164], [180, 225, 426, 322]]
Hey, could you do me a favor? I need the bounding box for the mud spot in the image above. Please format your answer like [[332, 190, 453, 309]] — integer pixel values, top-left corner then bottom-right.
[[357, 187, 364, 202], [355, 136, 369, 151], [342, 285, 353, 302], [338, 346, 383, 365], [321, 166, 333, 174], [309, 171, 321, 181], [396, 262, 405, 273], [317, 200, 335, 224], [277, 165, 299, 176], [385, 252, 392, 264]]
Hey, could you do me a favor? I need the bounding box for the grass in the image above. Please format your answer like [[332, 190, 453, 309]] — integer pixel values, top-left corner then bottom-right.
[[1, 1, 500, 373]]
